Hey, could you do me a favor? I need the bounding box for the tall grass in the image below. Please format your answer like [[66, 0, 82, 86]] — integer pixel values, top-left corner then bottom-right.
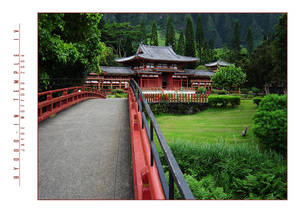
[[158, 140, 287, 199]]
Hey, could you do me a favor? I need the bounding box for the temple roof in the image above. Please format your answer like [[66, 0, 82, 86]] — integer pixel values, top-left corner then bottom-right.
[[182, 69, 215, 77], [115, 44, 199, 63], [205, 60, 231, 67], [100, 66, 134, 75]]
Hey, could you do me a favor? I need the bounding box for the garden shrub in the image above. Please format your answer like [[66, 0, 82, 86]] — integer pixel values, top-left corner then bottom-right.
[[250, 87, 260, 94], [240, 88, 250, 94], [197, 87, 206, 94], [208, 95, 240, 107], [211, 89, 227, 95], [241, 94, 254, 99], [253, 94, 287, 155], [149, 102, 208, 115], [111, 89, 126, 95], [253, 97, 263, 106], [158, 140, 287, 199], [115, 93, 128, 98]]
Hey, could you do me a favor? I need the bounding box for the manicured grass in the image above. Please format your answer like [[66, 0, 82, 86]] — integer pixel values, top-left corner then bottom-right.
[[154, 100, 258, 144]]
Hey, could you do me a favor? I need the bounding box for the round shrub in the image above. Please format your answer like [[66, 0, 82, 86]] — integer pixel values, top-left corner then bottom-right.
[[253, 94, 287, 155], [253, 97, 263, 106], [197, 87, 206, 94], [111, 89, 126, 95]]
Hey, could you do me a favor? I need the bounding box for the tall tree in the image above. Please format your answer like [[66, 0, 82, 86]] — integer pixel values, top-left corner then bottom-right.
[[176, 30, 185, 55], [38, 13, 107, 91], [150, 21, 158, 46], [100, 22, 142, 57], [196, 14, 204, 62], [231, 19, 241, 61], [246, 26, 254, 56], [140, 18, 148, 44], [272, 14, 287, 93], [165, 16, 176, 48], [246, 40, 274, 93], [208, 38, 216, 62], [184, 15, 196, 57]]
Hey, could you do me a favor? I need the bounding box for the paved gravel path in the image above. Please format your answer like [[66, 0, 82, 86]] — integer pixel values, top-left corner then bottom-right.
[[38, 98, 133, 199]]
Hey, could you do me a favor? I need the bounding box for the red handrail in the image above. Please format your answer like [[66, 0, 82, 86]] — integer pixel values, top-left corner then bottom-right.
[[38, 86, 106, 123]]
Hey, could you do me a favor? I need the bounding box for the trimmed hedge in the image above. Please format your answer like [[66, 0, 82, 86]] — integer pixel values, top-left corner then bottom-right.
[[208, 95, 241, 107], [211, 89, 227, 95], [253, 97, 263, 106], [149, 102, 208, 115], [253, 94, 287, 155], [111, 89, 126, 95]]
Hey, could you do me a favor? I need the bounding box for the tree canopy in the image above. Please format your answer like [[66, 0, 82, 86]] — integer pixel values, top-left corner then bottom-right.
[[150, 21, 159, 46], [211, 65, 246, 91], [184, 16, 196, 57], [38, 13, 110, 91], [165, 16, 176, 48], [176, 30, 185, 55]]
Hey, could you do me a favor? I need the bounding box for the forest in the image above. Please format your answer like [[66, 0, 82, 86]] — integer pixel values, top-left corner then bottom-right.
[[38, 13, 287, 93]]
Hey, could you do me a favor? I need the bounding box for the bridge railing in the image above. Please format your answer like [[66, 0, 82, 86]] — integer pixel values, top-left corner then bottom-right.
[[129, 79, 194, 200], [38, 86, 106, 123]]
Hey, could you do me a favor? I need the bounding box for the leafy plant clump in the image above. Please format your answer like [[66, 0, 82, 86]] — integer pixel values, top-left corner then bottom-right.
[[208, 95, 240, 107], [158, 140, 287, 199], [211, 65, 246, 91], [253, 97, 263, 106], [197, 87, 206, 94], [253, 94, 287, 155], [211, 89, 227, 95]]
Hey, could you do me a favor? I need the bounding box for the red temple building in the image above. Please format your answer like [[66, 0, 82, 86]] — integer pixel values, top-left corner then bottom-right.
[[85, 44, 230, 93]]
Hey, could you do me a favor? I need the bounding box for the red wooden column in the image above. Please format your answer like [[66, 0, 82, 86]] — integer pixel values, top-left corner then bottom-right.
[[186, 78, 188, 89]]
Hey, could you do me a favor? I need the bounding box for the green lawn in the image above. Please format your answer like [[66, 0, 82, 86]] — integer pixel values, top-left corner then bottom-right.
[[155, 100, 258, 144]]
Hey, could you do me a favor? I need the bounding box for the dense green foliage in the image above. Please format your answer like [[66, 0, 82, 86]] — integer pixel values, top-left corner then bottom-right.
[[38, 13, 109, 91], [208, 95, 241, 107], [140, 18, 147, 44], [149, 102, 208, 115], [253, 94, 287, 155], [104, 13, 281, 48], [231, 19, 241, 56], [246, 26, 254, 56], [165, 16, 176, 48], [211, 89, 227, 95], [158, 141, 287, 199], [197, 87, 206, 94], [184, 16, 196, 57], [100, 20, 142, 58], [245, 14, 287, 93], [253, 97, 263, 106], [176, 30, 185, 55], [196, 14, 204, 63], [150, 21, 159, 46], [211, 65, 246, 91], [108, 89, 128, 98]]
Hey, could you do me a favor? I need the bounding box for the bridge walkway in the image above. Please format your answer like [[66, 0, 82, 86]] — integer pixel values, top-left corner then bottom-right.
[[38, 98, 133, 199]]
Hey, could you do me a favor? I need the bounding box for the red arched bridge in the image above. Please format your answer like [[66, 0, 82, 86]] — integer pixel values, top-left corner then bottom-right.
[[38, 80, 203, 200]]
